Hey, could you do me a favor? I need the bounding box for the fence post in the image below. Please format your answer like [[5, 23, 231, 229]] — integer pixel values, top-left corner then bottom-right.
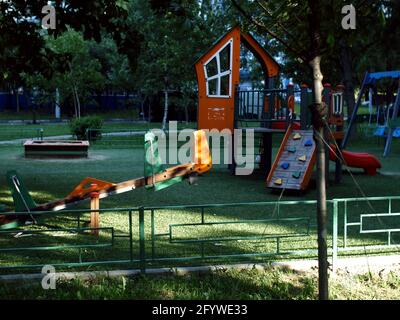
[[332, 200, 338, 273], [139, 206, 146, 273], [129, 210, 133, 262], [151, 209, 155, 260]]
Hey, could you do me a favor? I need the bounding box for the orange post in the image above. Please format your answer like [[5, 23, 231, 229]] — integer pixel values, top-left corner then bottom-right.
[[90, 184, 100, 236]]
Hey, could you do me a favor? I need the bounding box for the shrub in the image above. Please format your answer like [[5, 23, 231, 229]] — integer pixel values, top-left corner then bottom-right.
[[69, 116, 103, 141]]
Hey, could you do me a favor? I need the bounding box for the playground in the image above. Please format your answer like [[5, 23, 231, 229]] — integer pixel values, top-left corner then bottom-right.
[[0, 26, 399, 275], [0, 117, 400, 273], [0, 2, 399, 302]]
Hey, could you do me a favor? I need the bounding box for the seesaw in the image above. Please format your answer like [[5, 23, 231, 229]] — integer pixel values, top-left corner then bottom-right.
[[0, 130, 212, 230]]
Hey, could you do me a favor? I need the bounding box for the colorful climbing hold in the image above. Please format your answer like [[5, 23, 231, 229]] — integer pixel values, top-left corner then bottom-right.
[[304, 139, 313, 147], [292, 171, 301, 179], [281, 162, 290, 170], [274, 178, 282, 185], [288, 146, 296, 153], [293, 133, 301, 140], [298, 155, 306, 162]]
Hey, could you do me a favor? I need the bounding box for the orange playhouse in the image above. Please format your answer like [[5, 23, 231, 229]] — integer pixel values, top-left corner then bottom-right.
[[195, 26, 381, 191], [195, 26, 279, 132]]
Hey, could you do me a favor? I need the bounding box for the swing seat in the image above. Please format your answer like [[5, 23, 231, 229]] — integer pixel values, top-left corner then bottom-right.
[[393, 127, 400, 138], [373, 126, 386, 137]]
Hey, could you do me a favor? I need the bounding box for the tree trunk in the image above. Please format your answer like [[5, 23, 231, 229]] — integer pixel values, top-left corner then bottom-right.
[[340, 42, 356, 137], [141, 94, 147, 121], [55, 88, 61, 120], [72, 88, 78, 118], [73, 86, 81, 118], [24, 89, 37, 124], [309, 57, 329, 301], [308, 0, 329, 300], [148, 97, 152, 123], [162, 89, 169, 130], [184, 103, 189, 124], [15, 88, 20, 113]]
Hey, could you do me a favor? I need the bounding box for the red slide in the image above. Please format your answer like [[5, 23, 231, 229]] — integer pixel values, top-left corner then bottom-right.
[[329, 145, 381, 176]]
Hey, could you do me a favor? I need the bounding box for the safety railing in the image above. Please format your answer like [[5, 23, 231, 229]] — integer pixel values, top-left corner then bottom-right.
[[145, 200, 320, 265], [0, 200, 322, 272], [236, 89, 289, 122], [235, 88, 300, 128], [1, 196, 400, 273], [331, 196, 400, 269], [0, 208, 140, 271]]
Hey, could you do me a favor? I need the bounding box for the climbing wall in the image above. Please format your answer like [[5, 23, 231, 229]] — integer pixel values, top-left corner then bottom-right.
[[266, 127, 316, 190]]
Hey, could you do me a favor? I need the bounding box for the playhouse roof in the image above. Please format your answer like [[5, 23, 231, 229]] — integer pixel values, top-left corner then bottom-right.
[[194, 26, 279, 78]]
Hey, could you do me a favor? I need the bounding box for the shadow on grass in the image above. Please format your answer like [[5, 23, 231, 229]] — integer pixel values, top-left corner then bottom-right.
[[0, 266, 317, 300]]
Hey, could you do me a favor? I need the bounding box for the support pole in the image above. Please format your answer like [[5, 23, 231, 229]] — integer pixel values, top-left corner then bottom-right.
[[383, 79, 400, 157], [90, 184, 100, 236], [342, 72, 369, 149], [335, 85, 345, 184], [300, 84, 309, 130], [286, 83, 295, 128], [230, 85, 239, 175], [261, 132, 272, 173]]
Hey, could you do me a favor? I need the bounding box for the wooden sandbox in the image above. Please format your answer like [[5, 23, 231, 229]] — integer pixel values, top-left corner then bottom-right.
[[24, 140, 90, 158]]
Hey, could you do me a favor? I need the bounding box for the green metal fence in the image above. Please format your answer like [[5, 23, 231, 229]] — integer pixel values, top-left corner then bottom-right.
[[144, 201, 321, 265], [332, 196, 400, 269], [1, 197, 399, 273], [0, 208, 140, 271]]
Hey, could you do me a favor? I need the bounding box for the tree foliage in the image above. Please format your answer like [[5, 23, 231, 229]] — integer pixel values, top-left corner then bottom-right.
[[24, 30, 105, 117]]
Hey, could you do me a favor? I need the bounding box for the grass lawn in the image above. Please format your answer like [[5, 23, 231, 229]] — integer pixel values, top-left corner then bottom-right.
[[0, 121, 196, 141], [0, 123, 399, 273], [1, 266, 400, 300], [0, 124, 400, 299], [0, 110, 143, 122]]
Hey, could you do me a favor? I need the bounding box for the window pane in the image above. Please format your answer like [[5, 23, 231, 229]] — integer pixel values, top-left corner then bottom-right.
[[207, 78, 218, 96], [205, 57, 218, 78], [220, 75, 230, 96], [219, 43, 231, 72]]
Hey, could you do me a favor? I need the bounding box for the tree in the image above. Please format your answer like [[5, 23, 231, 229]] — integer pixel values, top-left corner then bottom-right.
[[232, 0, 399, 300], [240, 1, 395, 131], [0, 0, 133, 111], [88, 35, 136, 96], [24, 29, 106, 118], [125, 0, 239, 127], [231, 0, 330, 299]]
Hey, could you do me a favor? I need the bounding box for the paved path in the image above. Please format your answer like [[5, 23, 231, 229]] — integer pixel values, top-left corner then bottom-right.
[[0, 131, 147, 145]]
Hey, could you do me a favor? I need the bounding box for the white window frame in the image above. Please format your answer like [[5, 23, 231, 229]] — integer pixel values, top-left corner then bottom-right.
[[332, 92, 343, 115], [203, 38, 233, 98]]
